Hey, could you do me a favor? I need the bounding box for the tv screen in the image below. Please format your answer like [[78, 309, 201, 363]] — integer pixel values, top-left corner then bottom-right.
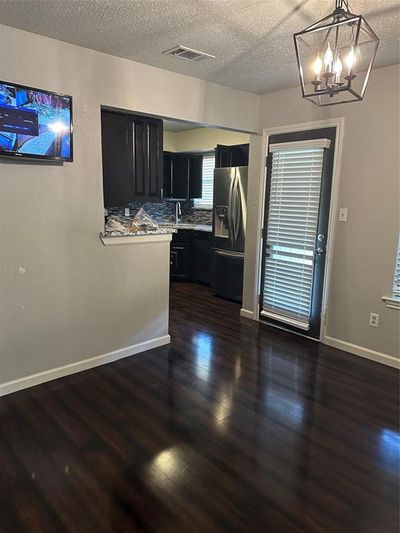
[[0, 81, 73, 161]]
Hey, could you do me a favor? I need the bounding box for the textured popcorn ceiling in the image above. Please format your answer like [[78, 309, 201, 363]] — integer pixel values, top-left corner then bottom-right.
[[0, 0, 398, 94]]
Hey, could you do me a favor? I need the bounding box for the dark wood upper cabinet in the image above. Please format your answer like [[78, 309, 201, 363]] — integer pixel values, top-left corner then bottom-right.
[[231, 143, 249, 167], [147, 121, 163, 198], [131, 116, 163, 201], [101, 111, 132, 208], [101, 109, 163, 207], [215, 143, 249, 168], [171, 154, 190, 199], [189, 154, 203, 199], [164, 152, 203, 200], [163, 151, 173, 199], [215, 144, 232, 169]]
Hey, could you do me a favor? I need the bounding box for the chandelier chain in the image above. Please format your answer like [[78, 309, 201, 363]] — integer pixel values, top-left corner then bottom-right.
[[335, 0, 350, 11]]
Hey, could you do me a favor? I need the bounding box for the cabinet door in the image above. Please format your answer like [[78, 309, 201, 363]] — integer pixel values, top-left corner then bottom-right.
[[189, 154, 203, 199], [132, 118, 146, 199], [192, 233, 212, 285], [215, 145, 232, 168], [172, 154, 189, 199], [215, 144, 249, 168], [147, 120, 163, 200], [101, 111, 132, 207], [170, 242, 192, 280], [130, 116, 163, 202], [231, 144, 249, 166], [163, 152, 173, 199]]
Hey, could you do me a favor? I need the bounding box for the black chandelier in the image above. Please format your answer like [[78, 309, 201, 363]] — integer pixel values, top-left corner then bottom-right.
[[294, 0, 380, 106]]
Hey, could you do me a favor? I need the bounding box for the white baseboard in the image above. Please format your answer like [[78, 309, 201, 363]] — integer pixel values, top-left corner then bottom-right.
[[323, 336, 400, 369], [240, 308, 255, 320], [0, 334, 171, 397]]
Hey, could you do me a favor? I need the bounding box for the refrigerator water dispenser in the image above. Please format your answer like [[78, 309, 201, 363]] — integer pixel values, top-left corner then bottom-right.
[[214, 205, 229, 238]]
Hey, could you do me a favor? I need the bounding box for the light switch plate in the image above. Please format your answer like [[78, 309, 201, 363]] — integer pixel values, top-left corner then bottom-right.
[[338, 208, 348, 222]]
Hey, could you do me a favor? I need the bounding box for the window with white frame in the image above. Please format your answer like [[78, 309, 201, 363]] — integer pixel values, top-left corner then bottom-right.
[[393, 238, 400, 299], [194, 153, 215, 209], [384, 238, 400, 309]]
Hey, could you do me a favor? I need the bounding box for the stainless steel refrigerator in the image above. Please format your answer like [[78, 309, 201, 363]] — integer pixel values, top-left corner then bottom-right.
[[212, 166, 248, 302]]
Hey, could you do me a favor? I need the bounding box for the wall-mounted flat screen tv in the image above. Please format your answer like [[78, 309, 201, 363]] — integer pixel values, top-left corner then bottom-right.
[[0, 81, 73, 161]]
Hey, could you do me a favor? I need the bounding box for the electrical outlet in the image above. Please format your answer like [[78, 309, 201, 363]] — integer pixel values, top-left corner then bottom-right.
[[124, 208, 130, 217], [104, 208, 108, 216], [369, 313, 379, 328], [338, 208, 348, 222]]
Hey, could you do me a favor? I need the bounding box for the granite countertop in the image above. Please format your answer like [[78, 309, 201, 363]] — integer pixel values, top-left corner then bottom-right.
[[99, 227, 176, 246], [101, 227, 177, 238], [158, 222, 212, 232]]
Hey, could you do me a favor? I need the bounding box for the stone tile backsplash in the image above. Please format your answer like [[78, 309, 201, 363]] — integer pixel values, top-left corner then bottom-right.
[[106, 200, 212, 226]]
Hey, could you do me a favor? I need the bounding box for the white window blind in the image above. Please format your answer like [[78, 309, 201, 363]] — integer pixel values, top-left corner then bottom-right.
[[262, 141, 328, 330], [393, 238, 400, 298], [194, 154, 215, 209]]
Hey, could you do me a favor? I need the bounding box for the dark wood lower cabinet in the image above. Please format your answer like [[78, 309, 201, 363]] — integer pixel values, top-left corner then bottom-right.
[[170, 230, 212, 284], [170, 242, 192, 280], [192, 232, 212, 285], [170, 230, 193, 281]]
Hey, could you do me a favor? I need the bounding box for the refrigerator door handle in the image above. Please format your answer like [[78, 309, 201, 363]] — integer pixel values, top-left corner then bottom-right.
[[227, 172, 235, 244], [238, 171, 247, 236], [234, 171, 240, 242], [230, 170, 236, 242], [231, 169, 240, 243]]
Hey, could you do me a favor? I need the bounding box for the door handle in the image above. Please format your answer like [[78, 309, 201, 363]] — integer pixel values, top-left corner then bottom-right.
[[227, 173, 235, 243], [233, 171, 240, 242]]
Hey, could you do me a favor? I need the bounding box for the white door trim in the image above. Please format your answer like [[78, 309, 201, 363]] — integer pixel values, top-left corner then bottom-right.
[[250, 117, 346, 342]]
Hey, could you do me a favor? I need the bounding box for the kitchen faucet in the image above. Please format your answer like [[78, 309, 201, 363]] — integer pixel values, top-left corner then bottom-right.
[[175, 201, 182, 224]]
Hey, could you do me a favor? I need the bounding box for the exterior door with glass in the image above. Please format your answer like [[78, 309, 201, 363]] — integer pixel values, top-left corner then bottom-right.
[[259, 128, 336, 339]]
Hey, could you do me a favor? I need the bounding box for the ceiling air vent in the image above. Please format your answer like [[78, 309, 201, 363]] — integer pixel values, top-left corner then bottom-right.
[[162, 45, 215, 62]]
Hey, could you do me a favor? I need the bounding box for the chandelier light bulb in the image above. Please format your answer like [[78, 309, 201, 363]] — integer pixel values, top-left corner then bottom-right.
[[324, 42, 333, 72], [333, 55, 342, 83], [313, 54, 323, 77], [345, 46, 356, 75]]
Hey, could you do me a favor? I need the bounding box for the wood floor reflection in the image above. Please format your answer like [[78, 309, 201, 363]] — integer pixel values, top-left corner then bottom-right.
[[0, 282, 398, 532]]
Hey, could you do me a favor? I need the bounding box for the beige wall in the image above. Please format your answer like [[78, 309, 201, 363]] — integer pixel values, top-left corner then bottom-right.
[[243, 64, 400, 362], [164, 128, 250, 152], [164, 130, 176, 152], [0, 22, 397, 387], [0, 24, 259, 387]]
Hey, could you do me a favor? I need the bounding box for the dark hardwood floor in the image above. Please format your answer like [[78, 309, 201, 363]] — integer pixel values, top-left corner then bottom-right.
[[0, 282, 399, 532]]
